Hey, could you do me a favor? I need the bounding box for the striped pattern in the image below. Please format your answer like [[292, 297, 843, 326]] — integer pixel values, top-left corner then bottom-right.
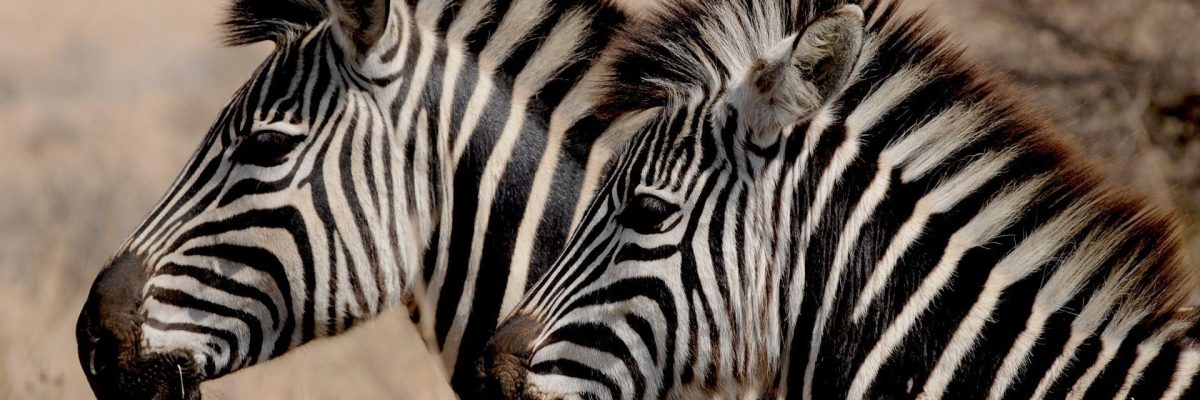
[[501, 1, 1200, 399], [84, 0, 633, 394]]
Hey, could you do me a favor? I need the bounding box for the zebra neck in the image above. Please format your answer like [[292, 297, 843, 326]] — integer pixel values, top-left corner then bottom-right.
[[366, 0, 562, 341], [375, 0, 627, 386], [341, 3, 467, 315], [750, 27, 1198, 397]]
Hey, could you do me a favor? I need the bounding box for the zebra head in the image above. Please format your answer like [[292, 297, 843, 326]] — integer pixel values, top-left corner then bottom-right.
[[75, 0, 420, 398], [480, 2, 868, 398]]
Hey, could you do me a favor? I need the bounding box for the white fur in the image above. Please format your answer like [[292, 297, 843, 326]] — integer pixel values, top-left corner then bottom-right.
[[920, 199, 1100, 399]]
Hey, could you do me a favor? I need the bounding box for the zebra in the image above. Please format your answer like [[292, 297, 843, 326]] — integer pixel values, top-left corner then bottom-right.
[[480, 0, 1200, 399], [73, 0, 641, 398]]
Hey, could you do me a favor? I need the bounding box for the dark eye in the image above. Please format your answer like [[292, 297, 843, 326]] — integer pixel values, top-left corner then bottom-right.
[[232, 130, 305, 166], [616, 194, 681, 234]]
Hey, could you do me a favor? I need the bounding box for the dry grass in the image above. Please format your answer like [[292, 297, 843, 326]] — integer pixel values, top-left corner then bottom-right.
[[0, 0, 1196, 399]]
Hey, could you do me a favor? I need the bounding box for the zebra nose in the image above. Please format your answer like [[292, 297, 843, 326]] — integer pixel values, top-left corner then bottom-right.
[[77, 252, 148, 387], [76, 252, 203, 399], [478, 314, 543, 399]]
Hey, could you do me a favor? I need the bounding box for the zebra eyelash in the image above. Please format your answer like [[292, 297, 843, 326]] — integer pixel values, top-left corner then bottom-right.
[[617, 193, 682, 234], [231, 129, 307, 167]]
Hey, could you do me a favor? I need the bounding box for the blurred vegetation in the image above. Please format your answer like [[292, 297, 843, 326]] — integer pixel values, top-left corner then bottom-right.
[[0, 0, 1196, 398], [912, 0, 1200, 259]]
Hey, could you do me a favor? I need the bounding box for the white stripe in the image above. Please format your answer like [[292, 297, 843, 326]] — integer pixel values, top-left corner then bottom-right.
[[136, 144, 231, 257], [441, 95, 530, 370], [350, 96, 396, 307], [332, 235, 356, 332], [851, 105, 991, 320], [1067, 307, 1149, 399], [801, 66, 930, 400], [328, 99, 383, 316], [846, 170, 1037, 400], [986, 228, 1124, 400], [690, 172, 735, 387], [776, 109, 834, 380], [1162, 348, 1200, 400], [1031, 255, 1149, 399], [1113, 319, 1194, 399], [568, 109, 658, 232], [414, 0, 448, 27], [498, 10, 594, 320], [527, 374, 615, 400], [143, 322, 230, 372], [1112, 341, 1165, 400], [529, 202, 620, 319], [142, 296, 252, 367], [722, 179, 750, 373], [423, 0, 486, 317], [442, 0, 578, 370], [919, 200, 1096, 399], [451, 0, 551, 164]]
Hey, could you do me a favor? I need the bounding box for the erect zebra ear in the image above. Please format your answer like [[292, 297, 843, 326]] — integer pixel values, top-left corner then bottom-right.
[[740, 5, 865, 135], [329, 0, 391, 55]]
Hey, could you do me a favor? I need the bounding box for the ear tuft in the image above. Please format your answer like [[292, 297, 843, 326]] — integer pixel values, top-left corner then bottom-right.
[[740, 4, 865, 135], [329, 0, 391, 55], [798, 5, 865, 97]]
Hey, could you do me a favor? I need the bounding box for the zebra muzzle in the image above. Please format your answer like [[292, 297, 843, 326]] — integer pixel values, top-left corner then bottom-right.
[[76, 252, 203, 400], [477, 314, 544, 399]]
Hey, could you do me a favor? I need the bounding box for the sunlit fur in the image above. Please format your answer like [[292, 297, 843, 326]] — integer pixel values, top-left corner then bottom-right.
[[83, 0, 635, 394], [504, 0, 1200, 399]]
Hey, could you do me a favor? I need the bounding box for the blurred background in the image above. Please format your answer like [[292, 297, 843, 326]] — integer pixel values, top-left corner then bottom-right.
[[0, 0, 1196, 398]]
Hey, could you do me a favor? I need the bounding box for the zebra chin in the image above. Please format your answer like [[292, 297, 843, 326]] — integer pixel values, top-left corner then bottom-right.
[[76, 251, 205, 400]]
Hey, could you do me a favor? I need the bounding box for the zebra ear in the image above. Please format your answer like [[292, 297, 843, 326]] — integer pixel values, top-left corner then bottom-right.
[[329, 0, 391, 55], [741, 5, 865, 135]]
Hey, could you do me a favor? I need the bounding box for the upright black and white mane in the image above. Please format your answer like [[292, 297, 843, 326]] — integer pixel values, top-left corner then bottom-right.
[[602, 0, 1196, 303], [223, 0, 328, 45]]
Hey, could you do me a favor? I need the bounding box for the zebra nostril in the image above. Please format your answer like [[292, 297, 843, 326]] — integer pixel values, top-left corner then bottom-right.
[[478, 314, 543, 399], [84, 333, 115, 376]]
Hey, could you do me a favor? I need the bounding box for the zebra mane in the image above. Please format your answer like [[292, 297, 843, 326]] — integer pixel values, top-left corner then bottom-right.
[[223, 0, 328, 46], [602, 0, 1198, 310], [601, 0, 868, 113]]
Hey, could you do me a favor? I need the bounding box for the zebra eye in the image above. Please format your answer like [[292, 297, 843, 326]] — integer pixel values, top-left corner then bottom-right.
[[617, 194, 681, 234], [232, 130, 305, 166]]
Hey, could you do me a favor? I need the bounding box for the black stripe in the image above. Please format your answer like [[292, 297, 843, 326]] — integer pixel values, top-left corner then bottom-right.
[[144, 318, 235, 378], [157, 263, 281, 331], [147, 287, 263, 371]]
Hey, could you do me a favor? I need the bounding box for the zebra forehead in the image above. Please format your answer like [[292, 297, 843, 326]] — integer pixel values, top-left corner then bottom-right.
[[222, 0, 328, 46]]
